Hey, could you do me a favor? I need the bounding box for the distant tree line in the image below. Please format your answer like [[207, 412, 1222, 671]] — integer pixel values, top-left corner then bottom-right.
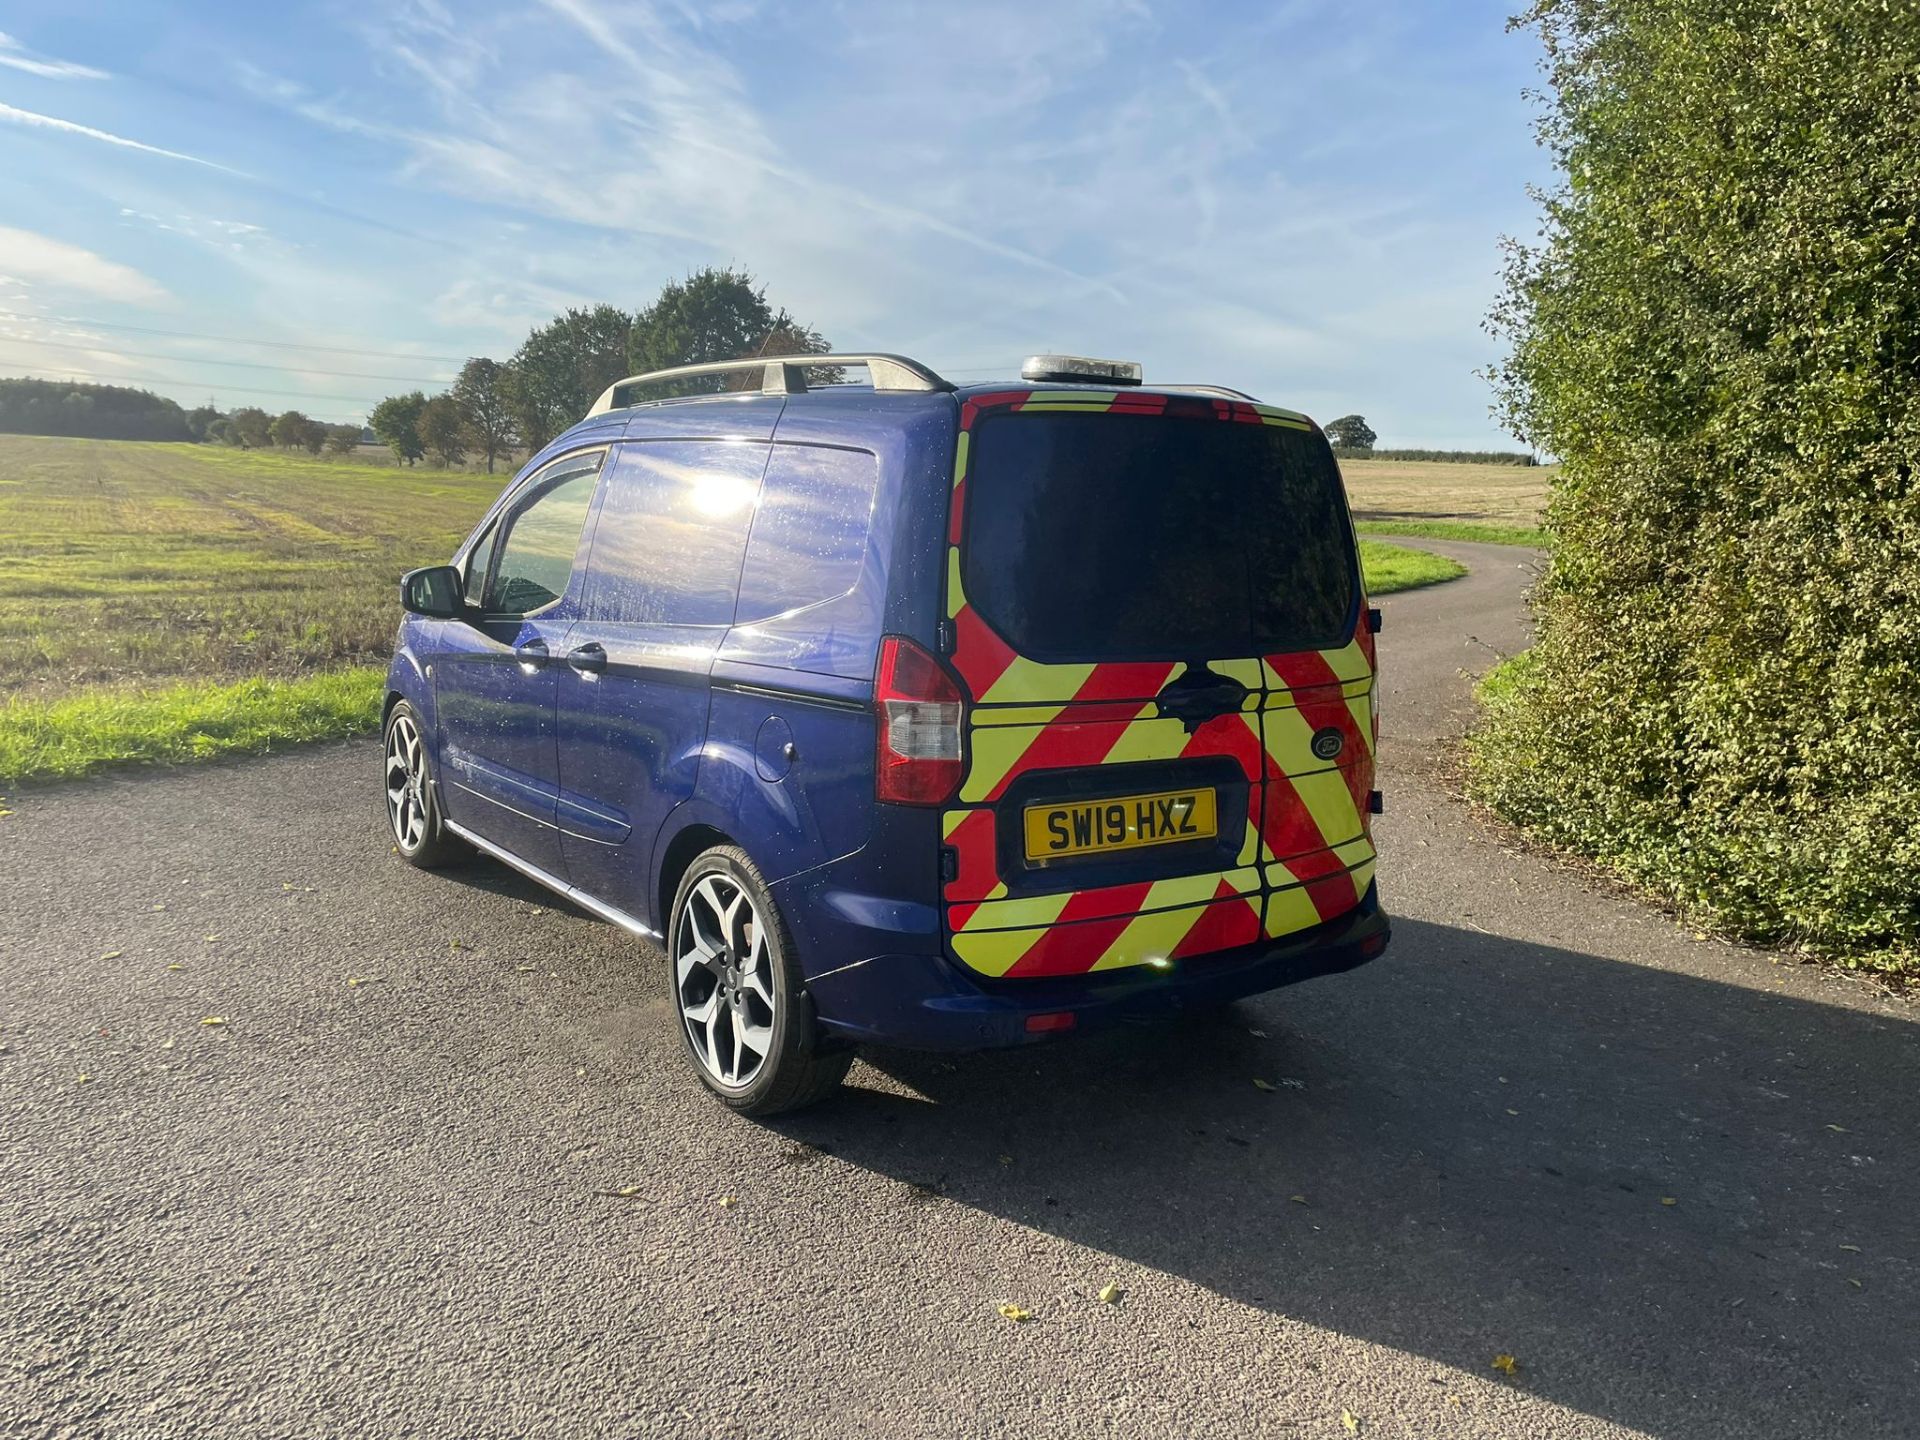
[[1322, 413, 1537, 465], [190, 405, 360, 455], [365, 266, 829, 471], [1332, 447, 1541, 466], [0, 378, 197, 441]]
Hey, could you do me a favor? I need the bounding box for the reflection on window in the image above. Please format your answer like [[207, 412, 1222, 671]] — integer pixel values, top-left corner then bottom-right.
[[583, 441, 769, 625], [488, 470, 597, 615], [735, 445, 879, 624]]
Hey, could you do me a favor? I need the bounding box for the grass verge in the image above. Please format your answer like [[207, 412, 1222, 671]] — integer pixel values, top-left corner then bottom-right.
[[1360, 540, 1469, 594], [1357, 519, 1549, 548], [0, 666, 384, 785]]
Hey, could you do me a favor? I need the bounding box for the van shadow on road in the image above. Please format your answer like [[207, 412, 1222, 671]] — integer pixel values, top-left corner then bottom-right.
[[770, 919, 1918, 1439]]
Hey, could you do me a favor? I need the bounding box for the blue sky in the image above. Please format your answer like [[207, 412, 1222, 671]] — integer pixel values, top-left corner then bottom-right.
[[0, 1, 1551, 443]]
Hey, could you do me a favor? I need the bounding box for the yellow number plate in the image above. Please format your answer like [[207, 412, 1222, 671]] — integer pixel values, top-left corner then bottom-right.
[[1023, 788, 1218, 862]]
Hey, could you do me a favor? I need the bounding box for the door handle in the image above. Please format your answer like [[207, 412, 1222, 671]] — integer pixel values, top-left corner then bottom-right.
[[567, 642, 608, 674], [514, 637, 550, 673]]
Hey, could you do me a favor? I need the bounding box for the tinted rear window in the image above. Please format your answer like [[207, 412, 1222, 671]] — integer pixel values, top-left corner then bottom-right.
[[961, 411, 1357, 662]]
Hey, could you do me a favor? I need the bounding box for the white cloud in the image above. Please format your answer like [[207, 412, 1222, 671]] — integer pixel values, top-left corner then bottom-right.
[[0, 100, 240, 173], [0, 30, 108, 80], [118, 208, 272, 252], [0, 226, 171, 305]]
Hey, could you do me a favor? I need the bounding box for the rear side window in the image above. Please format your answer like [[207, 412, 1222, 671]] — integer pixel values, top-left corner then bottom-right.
[[582, 440, 768, 625], [734, 445, 879, 625], [962, 412, 1356, 662]]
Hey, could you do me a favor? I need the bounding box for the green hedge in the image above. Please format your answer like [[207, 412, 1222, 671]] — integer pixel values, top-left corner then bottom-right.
[[1472, 0, 1919, 974]]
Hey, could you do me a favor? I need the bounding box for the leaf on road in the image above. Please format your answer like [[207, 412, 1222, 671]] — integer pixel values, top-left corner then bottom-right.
[[1248, 1028, 1269, 1038], [1252, 1078, 1276, 1092], [997, 1303, 1032, 1323], [160, 1037, 175, 1051], [718, 1195, 738, 1209], [1492, 1353, 1519, 1375], [1097, 1282, 1122, 1305], [1289, 1194, 1309, 1205], [204, 934, 221, 943], [346, 976, 382, 987], [151, 903, 166, 911], [998, 1154, 1013, 1166], [1660, 1196, 1677, 1206], [166, 963, 185, 972], [1341, 1408, 1361, 1433], [1847, 1278, 1863, 1289], [1825, 1123, 1849, 1133], [77, 1073, 91, 1084], [199, 1016, 228, 1027], [100, 950, 122, 961], [1839, 1244, 1862, 1252]]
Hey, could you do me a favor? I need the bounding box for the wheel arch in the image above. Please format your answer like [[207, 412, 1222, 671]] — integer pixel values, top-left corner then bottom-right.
[[656, 822, 735, 937]]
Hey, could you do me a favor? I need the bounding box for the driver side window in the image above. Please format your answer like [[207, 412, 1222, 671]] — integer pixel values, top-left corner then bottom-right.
[[480, 453, 603, 618]]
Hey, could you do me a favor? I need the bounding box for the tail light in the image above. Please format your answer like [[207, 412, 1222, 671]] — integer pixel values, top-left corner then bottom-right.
[[874, 635, 964, 805]]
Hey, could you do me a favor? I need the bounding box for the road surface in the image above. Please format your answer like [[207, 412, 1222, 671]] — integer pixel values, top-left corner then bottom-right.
[[4, 541, 1914, 1439]]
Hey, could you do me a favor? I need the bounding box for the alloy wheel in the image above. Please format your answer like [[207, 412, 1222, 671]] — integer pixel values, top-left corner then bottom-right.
[[674, 872, 778, 1089], [384, 712, 429, 852]]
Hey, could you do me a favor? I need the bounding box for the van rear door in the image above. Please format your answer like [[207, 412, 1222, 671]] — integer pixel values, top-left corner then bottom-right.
[[940, 389, 1373, 978]]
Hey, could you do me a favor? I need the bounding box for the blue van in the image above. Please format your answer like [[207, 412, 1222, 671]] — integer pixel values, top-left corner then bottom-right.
[[384, 353, 1389, 1114]]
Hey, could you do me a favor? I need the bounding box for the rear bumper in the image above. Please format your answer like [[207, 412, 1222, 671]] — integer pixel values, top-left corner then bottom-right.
[[806, 885, 1390, 1052]]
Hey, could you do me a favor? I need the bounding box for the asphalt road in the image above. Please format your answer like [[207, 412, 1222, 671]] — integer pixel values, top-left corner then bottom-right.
[[4, 540, 1914, 1440]]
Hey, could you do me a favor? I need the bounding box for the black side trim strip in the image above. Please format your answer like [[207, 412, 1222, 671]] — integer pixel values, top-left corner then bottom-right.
[[712, 679, 869, 713]]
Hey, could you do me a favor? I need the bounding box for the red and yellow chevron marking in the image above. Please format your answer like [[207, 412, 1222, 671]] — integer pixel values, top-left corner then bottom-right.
[[939, 388, 1375, 979]]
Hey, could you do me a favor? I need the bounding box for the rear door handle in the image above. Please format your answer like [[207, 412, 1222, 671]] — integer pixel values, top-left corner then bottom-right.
[[514, 638, 549, 672], [567, 642, 607, 674]]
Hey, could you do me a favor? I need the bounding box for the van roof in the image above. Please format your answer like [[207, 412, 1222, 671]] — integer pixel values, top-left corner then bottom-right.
[[541, 354, 1317, 455]]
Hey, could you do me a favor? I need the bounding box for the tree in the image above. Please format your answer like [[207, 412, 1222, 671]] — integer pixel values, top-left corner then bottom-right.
[[324, 424, 360, 455], [627, 266, 829, 395], [204, 416, 232, 446], [451, 357, 519, 473], [228, 407, 272, 449], [184, 404, 222, 442], [269, 410, 309, 449], [1471, 0, 1920, 970], [509, 305, 632, 453], [369, 392, 426, 466], [419, 394, 468, 468], [300, 418, 327, 455], [1323, 415, 1377, 451]]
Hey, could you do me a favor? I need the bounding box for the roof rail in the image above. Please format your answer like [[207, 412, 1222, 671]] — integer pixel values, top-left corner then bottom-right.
[[1158, 382, 1259, 402], [585, 352, 953, 418]]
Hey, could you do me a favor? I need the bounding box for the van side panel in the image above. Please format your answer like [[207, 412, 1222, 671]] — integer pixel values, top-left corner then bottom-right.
[[670, 393, 957, 975], [554, 397, 783, 919]]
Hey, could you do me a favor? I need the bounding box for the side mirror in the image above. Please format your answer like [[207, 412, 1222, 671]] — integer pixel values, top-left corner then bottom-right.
[[400, 565, 463, 618]]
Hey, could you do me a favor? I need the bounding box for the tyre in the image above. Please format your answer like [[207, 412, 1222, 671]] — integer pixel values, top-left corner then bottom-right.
[[668, 846, 852, 1116], [382, 700, 464, 869]]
